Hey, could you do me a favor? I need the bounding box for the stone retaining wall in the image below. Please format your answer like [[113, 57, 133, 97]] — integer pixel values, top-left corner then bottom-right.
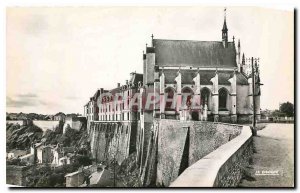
[[170, 126, 253, 187], [139, 120, 243, 187], [89, 121, 137, 165]]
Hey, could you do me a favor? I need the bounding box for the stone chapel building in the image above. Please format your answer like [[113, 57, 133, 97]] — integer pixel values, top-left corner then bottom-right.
[[139, 11, 261, 124], [84, 10, 261, 126]]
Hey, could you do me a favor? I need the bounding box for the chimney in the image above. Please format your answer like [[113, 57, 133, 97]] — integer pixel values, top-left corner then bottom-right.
[[117, 83, 120, 88], [143, 50, 147, 84], [126, 80, 128, 85], [130, 72, 134, 81]]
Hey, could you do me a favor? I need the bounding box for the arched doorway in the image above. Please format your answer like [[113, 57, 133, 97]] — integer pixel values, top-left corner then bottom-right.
[[219, 87, 229, 111]]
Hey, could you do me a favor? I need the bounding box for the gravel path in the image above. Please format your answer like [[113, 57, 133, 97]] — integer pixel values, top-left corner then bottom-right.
[[239, 123, 294, 187]]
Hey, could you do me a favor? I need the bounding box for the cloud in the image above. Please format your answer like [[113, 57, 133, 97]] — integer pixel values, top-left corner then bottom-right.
[[65, 96, 79, 100], [6, 96, 37, 107], [17, 93, 38, 98], [26, 15, 48, 36], [6, 94, 48, 107]]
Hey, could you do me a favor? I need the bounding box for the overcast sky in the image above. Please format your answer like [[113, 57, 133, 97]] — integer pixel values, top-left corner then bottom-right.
[[6, 6, 294, 114]]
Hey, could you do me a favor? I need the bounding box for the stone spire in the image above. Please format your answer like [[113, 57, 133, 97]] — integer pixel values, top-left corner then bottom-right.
[[222, 8, 228, 48], [237, 39, 241, 71], [241, 53, 245, 73], [151, 34, 154, 47]]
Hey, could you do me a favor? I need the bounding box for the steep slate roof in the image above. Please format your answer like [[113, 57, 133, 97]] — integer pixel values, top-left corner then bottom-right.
[[106, 73, 143, 95], [92, 90, 100, 100], [153, 39, 237, 68], [109, 87, 121, 95], [163, 70, 248, 85], [131, 73, 143, 85]]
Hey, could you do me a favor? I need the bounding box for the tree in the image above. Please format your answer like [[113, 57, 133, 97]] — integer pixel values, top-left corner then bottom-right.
[[73, 155, 93, 166], [279, 102, 294, 117], [271, 110, 285, 117]]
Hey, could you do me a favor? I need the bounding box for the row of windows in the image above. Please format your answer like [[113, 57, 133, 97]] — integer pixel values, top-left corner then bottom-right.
[[99, 113, 130, 121], [98, 112, 141, 121], [101, 90, 132, 103], [99, 101, 133, 113]]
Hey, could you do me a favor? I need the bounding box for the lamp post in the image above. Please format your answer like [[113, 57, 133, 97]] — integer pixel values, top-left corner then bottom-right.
[[247, 57, 259, 136], [251, 57, 257, 136]]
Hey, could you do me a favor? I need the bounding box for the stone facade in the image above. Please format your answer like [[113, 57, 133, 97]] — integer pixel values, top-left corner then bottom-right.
[[97, 72, 143, 122], [53, 112, 66, 122], [85, 89, 101, 130], [36, 145, 52, 164], [63, 116, 87, 133], [137, 11, 261, 124]]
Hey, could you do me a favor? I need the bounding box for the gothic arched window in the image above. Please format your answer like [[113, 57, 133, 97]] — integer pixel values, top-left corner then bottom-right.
[[165, 87, 175, 111], [219, 88, 228, 110], [182, 87, 194, 108], [201, 87, 210, 107]]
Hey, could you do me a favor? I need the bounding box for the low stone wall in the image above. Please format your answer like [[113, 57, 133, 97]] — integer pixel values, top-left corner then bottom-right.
[[65, 165, 97, 187], [6, 165, 32, 186], [65, 171, 85, 187], [33, 120, 60, 132], [6, 120, 25, 126], [170, 126, 253, 187]]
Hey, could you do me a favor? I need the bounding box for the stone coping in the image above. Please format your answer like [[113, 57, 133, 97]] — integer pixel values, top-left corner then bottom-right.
[[158, 119, 244, 127], [170, 125, 252, 187], [92, 121, 135, 123], [65, 165, 97, 177]]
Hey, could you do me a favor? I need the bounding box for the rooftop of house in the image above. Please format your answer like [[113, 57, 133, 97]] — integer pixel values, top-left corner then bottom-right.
[[35, 142, 53, 150], [100, 72, 143, 97], [8, 149, 27, 157], [20, 153, 34, 159], [54, 112, 66, 116]]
